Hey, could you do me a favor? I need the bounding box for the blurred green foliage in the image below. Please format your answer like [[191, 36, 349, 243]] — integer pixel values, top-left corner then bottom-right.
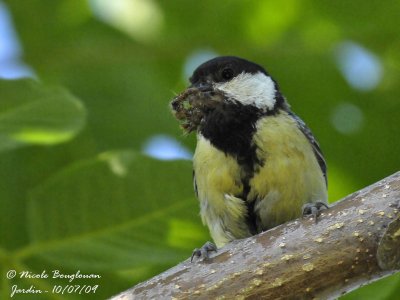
[[0, 0, 399, 299]]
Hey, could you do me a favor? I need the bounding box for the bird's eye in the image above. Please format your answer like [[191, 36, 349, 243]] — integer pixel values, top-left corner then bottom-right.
[[221, 68, 234, 80]]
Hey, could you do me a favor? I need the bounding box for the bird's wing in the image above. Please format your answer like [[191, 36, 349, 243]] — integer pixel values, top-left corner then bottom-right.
[[288, 111, 327, 186]]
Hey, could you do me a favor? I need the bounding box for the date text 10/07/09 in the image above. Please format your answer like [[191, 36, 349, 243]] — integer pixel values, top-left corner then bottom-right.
[[10, 284, 99, 298]]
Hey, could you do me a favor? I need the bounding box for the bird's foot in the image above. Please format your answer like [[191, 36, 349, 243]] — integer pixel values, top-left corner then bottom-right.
[[191, 241, 217, 262], [302, 201, 329, 223]]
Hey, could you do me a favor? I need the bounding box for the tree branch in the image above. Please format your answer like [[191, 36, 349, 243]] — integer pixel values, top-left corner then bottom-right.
[[112, 172, 400, 300]]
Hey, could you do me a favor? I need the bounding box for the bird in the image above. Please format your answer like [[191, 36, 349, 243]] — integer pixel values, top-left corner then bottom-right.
[[170, 56, 328, 260]]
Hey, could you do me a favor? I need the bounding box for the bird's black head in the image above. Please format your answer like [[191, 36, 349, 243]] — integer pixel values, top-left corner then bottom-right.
[[170, 56, 288, 133], [190, 56, 268, 85], [189, 56, 286, 112]]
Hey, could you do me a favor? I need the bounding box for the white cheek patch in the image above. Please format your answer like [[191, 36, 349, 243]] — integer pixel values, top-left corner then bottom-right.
[[214, 72, 277, 110]]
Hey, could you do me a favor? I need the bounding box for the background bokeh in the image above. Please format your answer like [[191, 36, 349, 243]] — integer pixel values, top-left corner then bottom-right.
[[1, 0, 399, 299]]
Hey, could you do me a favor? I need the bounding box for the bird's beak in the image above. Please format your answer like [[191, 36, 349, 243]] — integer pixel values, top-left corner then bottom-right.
[[171, 82, 213, 112], [191, 82, 214, 92], [170, 81, 222, 133]]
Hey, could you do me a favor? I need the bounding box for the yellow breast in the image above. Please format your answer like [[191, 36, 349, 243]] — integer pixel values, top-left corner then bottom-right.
[[193, 135, 243, 217], [193, 111, 327, 246], [249, 111, 327, 228], [193, 135, 251, 246]]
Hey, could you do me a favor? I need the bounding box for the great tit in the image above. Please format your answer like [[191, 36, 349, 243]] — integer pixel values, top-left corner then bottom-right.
[[171, 56, 328, 260]]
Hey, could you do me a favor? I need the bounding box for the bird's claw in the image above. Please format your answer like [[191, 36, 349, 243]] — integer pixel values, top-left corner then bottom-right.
[[302, 201, 329, 223], [191, 241, 217, 262]]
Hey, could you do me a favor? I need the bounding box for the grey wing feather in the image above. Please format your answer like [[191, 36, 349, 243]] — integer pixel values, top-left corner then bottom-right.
[[288, 111, 327, 186]]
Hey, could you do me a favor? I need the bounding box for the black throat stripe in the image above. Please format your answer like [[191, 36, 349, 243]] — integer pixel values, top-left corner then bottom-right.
[[199, 100, 263, 168], [199, 101, 267, 234]]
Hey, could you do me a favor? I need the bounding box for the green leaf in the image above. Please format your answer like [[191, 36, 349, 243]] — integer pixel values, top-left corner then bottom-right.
[[0, 79, 86, 152], [19, 151, 207, 271], [340, 272, 400, 300]]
